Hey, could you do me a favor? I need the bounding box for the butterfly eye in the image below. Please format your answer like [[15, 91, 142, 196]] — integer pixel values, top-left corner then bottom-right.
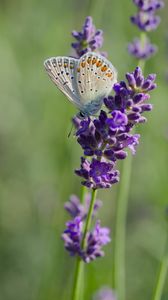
[[79, 112, 85, 119]]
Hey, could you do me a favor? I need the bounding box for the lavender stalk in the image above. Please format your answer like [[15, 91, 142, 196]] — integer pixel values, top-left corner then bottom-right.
[[113, 2, 164, 299]]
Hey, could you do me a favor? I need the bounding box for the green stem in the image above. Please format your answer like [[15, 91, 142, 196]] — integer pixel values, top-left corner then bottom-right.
[[112, 31, 147, 300], [152, 235, 168, 300], [138, 32, 146, 71], [81, 185, 87, 204], [71, 189, 97, 300], [71, 257, 84, 300], [82, 189, 97, 249]]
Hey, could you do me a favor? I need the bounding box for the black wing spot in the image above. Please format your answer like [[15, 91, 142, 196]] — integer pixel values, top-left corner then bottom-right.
[[95, 90, 98, 92], [95, 72, 97, 75], [81, 91, 84, 93], [90, 89, 93, 91], [61, 71, 64, 74], [66, 72, 69, 75], [78, 80, 81, 83], [71, 76, 74, 79], [57, 73, 60, 76]]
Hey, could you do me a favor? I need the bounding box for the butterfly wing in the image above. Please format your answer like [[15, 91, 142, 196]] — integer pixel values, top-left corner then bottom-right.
[[44, 52, 118, 116], [44, 56, 83, 110], [76, 52, 117, 114]]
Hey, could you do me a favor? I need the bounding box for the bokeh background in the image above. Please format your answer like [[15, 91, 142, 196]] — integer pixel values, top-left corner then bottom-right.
[[0, 0, 168, 299]]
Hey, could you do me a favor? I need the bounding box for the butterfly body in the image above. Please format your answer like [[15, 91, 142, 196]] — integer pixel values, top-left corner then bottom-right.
[[44, 52, 117, 116]]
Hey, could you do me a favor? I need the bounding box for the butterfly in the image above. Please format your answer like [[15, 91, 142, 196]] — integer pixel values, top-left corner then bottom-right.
[[44, 52, 117, 117]]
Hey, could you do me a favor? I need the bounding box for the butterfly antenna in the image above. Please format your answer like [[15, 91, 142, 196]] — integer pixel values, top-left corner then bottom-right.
[[67, 122, 74, 138]]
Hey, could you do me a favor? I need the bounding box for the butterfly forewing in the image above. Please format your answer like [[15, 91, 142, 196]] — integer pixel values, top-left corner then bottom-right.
[[76, 52, 117, 106], [44, 56, 82, 109]]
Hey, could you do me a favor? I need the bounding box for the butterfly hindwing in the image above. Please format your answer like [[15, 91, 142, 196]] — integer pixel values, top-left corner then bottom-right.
[[76, 52, 117, 106], [44, 56, 82, 109]]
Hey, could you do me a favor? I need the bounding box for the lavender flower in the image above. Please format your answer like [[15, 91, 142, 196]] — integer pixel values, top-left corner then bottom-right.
[[129, 0, 164, 60], [107, 67, 156, 125], [131, 0, 164, 31], [131, 11, 161, 31], [71, 16, 104, 57], [83, 221, 111, 263], [128, 37, 157, 59], [64, 193, 102, 219], [93, 287, 116, 300], [62, 208, 111, 262], [75, 157, 119, 189], [133, 0, 164, 12], [74, 66, 156, 190], [62, 192, 110, 262], [62, 217, 82, 257]]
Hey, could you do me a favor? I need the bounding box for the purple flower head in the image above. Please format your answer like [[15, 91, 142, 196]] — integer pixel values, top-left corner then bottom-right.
[[131, 11, 161, 31], [128, 37, 157, 60], [129, 0, 163, 59], [64, 193, 102, 220], [93, 287, 116, 300], [62, 217, 82, 257], [106, 110, 128, 130], [133, 0, 164, 12], [62, 217, 111, 262], [71, 16, 104, 57], [75, 157, 120, 189], [83, 221, 111, 263], [105, 67, 156, 126]]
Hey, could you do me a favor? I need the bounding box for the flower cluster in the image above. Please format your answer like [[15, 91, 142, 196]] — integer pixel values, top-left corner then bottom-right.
[[74, 67, 156, 189], [93, 287, 116, 300], [64, 193, 102, 219], [62, 194, 111, 263], [71, 16, 104, 58], [128, 0, 164, 60], [128, 37, 157, 60]]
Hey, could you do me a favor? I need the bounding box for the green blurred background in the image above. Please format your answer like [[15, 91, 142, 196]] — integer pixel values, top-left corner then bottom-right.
[[0, 0, 168, 299]]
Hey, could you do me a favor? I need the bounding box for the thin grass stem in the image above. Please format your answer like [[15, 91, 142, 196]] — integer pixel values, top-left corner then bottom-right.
[[152, 232, 168, 300]]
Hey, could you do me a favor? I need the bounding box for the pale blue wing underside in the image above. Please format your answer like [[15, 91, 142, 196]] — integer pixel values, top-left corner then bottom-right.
[[44, 52, 117, 115]]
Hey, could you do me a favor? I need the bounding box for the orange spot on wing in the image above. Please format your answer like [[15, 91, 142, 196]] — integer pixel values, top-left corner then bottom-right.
[[87, 57, 92, 64], [105, 72, 113, 78], [81, 62, 86, 68], [101, 65, 108, 72], [96, 60, 103, 67], [70, 65, 74, 69], [64, 63, 68, 68], [77, 67, 80, 72], [92, 58, 97, 65]]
